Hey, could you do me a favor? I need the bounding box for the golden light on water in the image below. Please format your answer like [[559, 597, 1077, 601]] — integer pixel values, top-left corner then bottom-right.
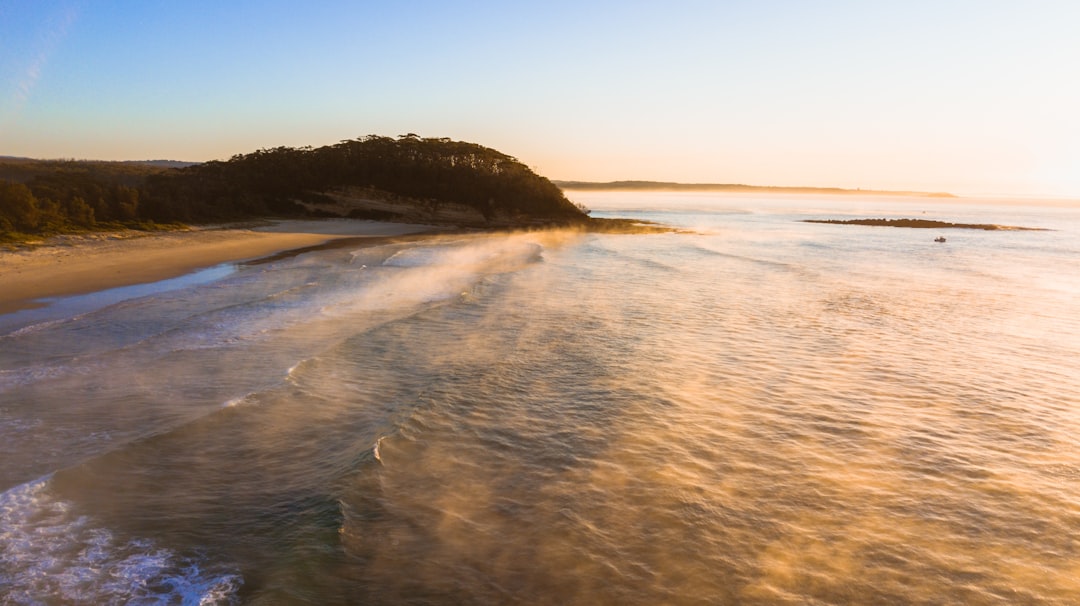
[[3, 195, 1079, 602]]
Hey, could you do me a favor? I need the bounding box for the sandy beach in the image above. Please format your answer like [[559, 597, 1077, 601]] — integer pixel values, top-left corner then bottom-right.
[[0, 220, 434, 315]]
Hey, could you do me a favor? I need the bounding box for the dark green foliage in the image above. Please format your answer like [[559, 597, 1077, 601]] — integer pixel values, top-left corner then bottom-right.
[[0, 176, 149, 240], [0, 159, 167, 239], [147, 135, 584, 222]]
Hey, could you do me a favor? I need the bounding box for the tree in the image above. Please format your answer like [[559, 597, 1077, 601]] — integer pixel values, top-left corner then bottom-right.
[[66, 196, 96, 226], [0, 180, 40, 232]]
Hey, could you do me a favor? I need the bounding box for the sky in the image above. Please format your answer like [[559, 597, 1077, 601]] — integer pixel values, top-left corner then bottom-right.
[[1, 1, 1078, 197]]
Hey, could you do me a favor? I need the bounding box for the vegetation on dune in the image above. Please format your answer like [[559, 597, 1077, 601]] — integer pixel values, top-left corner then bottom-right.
[[0, 136, 588, 242], [0, 172, 154, 242]]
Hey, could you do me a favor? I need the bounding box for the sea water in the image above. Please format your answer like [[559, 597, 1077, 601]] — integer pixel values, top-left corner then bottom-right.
[[2, 193, 1079, 604]]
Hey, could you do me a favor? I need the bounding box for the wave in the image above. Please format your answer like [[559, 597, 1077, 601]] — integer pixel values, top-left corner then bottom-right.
[[0, 477, 242, 605], [382, 238, 543, 270], [372, 436, 385, 463], [4, 235, 548, 367], [686, 242, 811, 274], [0, 313, 87, 339]]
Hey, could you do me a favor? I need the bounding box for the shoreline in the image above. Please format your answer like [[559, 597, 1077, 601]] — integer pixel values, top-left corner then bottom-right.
[[0, 219, 435, 315]]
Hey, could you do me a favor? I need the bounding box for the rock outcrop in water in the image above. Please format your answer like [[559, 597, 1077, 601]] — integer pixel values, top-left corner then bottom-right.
[[803, 218, 1048, 231]]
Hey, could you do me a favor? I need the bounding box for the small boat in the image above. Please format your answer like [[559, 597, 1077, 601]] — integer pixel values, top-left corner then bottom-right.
[[934, 236, 947, 243]]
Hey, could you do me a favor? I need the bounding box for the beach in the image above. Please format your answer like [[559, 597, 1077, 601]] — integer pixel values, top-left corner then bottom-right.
[[0, 219, 434, 314]]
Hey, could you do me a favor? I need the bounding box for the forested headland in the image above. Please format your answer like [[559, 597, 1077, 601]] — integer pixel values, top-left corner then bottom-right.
[[0, 136, 591, 242]]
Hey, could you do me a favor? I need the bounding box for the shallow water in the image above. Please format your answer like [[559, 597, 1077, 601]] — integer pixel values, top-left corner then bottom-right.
[[2, 193, 1079, 604]]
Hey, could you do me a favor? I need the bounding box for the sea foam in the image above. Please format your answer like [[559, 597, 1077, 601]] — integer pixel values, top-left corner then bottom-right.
[[0, 477, 242, 605]]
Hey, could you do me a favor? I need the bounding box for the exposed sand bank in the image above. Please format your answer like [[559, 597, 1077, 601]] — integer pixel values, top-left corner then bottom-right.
[[0, 220, 434, 315]]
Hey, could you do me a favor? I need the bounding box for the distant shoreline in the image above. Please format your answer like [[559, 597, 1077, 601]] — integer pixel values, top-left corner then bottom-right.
[[554, 180, 956, 198]]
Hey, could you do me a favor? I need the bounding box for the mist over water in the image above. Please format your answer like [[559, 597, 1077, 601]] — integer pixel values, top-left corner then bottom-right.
[[3, 194, 1079, 604]]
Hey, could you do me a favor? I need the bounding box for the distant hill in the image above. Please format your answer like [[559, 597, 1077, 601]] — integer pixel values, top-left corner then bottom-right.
[[554, 180, 956, 198], [0, 156, 195, 167], [122, 160, 198, 169], [0, 156, 183, 186]]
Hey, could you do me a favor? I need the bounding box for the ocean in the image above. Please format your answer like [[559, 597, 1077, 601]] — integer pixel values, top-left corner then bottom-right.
[[2, 192, 1079, 604]]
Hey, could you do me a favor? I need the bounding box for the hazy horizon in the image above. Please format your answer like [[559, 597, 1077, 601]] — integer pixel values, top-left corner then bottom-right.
[[2, 1, 1078, 198], [6, 152, 1078, 201], [2, 152, 1078, 201]]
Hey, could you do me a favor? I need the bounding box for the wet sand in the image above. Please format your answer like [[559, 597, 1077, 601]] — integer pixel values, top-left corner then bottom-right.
[[0, 220, 434, 314]]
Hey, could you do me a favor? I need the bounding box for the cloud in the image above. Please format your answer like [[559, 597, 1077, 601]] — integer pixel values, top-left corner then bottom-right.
[[2, 4, 79, 125]]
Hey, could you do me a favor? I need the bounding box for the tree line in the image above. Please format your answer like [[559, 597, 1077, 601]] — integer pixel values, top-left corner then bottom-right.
[[1, 136, 587, 240], [0, 173, 147, 237]]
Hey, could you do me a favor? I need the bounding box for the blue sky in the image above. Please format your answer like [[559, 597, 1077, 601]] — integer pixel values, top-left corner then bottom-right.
[[2, 1, 1079, 196]]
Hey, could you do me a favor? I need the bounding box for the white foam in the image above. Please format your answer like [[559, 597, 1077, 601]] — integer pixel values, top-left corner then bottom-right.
[[221, 394, 252, 408], [2, 315, 76, 339], [286, 359, 310, 381], [373, 436, 385, 463], [0, 477, 242, 604], [0, 363, 81, 394], [382, 239, 543, 270], [382, 245, 457, 267]]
